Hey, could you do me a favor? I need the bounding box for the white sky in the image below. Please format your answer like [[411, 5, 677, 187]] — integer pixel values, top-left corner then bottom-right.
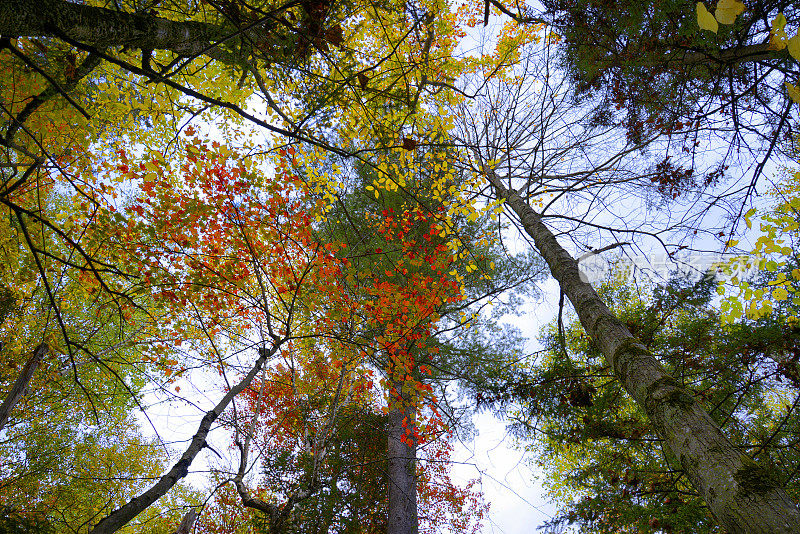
[[447, 277, 564, 533]]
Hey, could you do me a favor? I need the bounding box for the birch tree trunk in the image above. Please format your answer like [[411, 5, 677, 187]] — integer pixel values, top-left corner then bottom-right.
[[481, 165, 800, 534]]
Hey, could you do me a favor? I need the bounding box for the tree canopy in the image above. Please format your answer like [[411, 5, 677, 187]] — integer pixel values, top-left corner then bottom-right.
[[1, 0, 800, 533]]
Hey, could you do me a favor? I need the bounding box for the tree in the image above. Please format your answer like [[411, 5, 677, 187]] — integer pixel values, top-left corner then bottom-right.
[[513, 272, 800, 533], [215, 139, 526, 533], [78, 139, 364, 534], [325, 140, 539, 533], [0, 183, 190, 532], [452, 30, 800, 531]]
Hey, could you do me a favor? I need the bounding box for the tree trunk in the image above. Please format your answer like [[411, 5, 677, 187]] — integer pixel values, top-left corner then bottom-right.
[[482, 165, 800, 534], [173, 509, 197, 534], [0, 0, 269, 63], [387, 380, 418, 534], [0, 343, 47, 431]]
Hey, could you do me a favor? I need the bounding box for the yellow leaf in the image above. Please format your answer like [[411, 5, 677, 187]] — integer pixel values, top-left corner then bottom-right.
[[788, 34, 800, 61], [744, 207, 756, 229], [772, 13, 787, 33], [697, 3, 718, 33], [786, 82, 800, 104], [714, 0, 744, 25], [770, 13, 788, 49], [773, 287, 789, 301]]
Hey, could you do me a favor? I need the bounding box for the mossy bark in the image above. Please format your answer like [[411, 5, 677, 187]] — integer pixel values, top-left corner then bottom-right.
[[0, 0, 267, 63]]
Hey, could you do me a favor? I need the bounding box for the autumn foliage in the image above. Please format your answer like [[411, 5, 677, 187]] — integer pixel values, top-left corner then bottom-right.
[[94, 132, 484, 531]]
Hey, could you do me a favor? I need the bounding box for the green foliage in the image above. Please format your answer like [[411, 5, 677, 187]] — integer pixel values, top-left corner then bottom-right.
[[541, 0, 798, 147], [263, 408, 389, 534], [0, 507, 54, 534], [513, 273, 800, 533], [0, 188, 176, 532]]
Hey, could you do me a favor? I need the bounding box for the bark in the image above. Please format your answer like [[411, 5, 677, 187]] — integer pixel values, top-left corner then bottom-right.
[[0, 343, 47, 431], [387, 382, 418, 534], [589, 42, 787, 70], [0, 0, 275, 64], [173, 509, 197, 534], [481, 165, 800, 534], [88, 345, 280, 534]]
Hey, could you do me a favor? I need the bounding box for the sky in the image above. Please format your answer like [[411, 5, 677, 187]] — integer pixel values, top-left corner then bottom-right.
[[446, 277, 564, 534], [451, 411, 556, 534]]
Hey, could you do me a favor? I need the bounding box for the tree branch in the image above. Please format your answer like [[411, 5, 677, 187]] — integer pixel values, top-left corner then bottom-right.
[[88, 343, 282, 534]]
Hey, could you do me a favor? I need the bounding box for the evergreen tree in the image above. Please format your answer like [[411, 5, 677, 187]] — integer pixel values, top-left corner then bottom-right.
[[512, 271, 800, 533]]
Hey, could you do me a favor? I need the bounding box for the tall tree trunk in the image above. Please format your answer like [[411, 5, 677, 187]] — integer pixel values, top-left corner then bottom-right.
[[481, 165, 800, 534], [387, 379, 418, 534], [1, 0, 248, 63]]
